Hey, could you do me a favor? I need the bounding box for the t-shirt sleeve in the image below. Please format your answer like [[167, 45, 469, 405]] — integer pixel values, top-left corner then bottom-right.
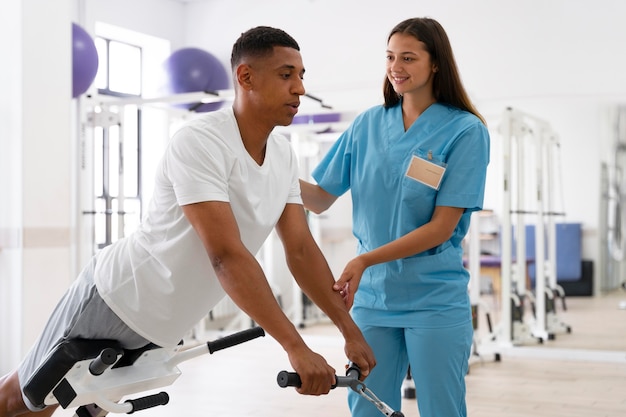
[[287, 145, 303, 204], [436, 120, 490, 212], [164, 125, 231, 206]]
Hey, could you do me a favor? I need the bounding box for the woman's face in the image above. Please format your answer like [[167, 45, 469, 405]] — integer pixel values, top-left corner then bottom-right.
[[386, 33, 437, 97]]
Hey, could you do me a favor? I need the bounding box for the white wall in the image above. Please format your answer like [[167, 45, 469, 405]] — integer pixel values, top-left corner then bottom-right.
[[182, 0, 626, 102], [85, 0, 187, 51]]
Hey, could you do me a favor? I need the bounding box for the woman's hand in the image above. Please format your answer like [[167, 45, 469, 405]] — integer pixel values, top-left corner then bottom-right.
[[333, 256, 367, 309]]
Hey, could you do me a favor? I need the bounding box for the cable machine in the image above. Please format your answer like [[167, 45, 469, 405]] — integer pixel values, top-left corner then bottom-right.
[[602, 105, 626, 309], [467, 212, 501, 365], [499, 107, 570, 346]]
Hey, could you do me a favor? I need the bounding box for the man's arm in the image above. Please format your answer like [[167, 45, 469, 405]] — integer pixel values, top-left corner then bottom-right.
[[274, 203, 376, 376], [181, 201, 336, 395]]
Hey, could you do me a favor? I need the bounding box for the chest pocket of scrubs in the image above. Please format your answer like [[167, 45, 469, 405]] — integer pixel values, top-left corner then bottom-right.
[[405, 153, 446, 190], [401, 151, 446, 213]]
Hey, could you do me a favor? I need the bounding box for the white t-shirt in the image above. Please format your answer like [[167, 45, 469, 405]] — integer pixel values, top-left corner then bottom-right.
[[95, 107, 302, 347]]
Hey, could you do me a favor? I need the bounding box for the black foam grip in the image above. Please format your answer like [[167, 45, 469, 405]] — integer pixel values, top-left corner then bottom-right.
[[207, 326, 265, 354], [278, 365, 361, 389], [277, 371, 302, 388], [89, 348, 118, 376], [126, 392, 169, 414]]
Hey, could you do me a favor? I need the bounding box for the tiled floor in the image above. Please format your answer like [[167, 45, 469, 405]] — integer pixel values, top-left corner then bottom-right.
[[53, 289, 626, 417]]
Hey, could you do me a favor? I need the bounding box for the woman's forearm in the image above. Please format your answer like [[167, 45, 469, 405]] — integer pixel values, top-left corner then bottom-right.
[[299, 180, 337, 214]]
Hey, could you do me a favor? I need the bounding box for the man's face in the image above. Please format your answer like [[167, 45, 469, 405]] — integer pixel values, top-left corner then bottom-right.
[[246, 46, 306, 127]]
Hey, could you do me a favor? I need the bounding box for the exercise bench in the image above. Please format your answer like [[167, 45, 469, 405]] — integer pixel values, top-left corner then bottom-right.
[[22, 327, 265, 416]]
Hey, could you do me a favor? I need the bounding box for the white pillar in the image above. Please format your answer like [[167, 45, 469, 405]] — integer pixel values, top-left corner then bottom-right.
[[0, 0, 74, 374], [0, 0, 24, 375]]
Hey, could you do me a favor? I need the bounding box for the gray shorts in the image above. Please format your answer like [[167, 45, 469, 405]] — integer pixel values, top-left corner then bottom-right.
[[18, 256, 150, 411]]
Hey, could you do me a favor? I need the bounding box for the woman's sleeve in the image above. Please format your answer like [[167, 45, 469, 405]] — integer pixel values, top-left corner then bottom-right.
[[311, 123, 356, 197], [436, 121, 490, 212]]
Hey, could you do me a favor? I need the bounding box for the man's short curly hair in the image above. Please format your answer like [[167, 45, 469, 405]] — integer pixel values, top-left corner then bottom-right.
[[230, 26, 300, 70]]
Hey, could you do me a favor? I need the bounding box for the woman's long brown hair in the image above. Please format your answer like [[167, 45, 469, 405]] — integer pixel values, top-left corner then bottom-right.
[[383, 17, 486, 125]]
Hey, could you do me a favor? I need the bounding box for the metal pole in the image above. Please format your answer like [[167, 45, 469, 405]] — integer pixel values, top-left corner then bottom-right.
[[500, 108, 513, 346]]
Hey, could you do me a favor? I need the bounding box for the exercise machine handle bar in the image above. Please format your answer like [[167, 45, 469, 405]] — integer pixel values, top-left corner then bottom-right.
[[277, 363, 405, 417], [168, 326, 265, 367], [89, 348, 118, 376], [207, 326, 265, 353], [87, 327, 265, 414], [124, 392, 170, 414], [277, 362, 361, 390]]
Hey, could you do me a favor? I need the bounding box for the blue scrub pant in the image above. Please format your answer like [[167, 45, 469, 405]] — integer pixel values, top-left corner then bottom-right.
[[348, 321, 473, 417]]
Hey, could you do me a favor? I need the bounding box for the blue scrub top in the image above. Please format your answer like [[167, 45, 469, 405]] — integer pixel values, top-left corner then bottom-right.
[[312, 102, 490, 327]]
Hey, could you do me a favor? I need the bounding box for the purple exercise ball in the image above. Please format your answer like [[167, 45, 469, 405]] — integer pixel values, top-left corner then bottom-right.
[[72, 23, 99, 98], [163, 47, 230, 112]]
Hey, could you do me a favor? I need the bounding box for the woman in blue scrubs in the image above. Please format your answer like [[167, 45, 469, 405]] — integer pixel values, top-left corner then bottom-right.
[[300, 17, 490, 417]]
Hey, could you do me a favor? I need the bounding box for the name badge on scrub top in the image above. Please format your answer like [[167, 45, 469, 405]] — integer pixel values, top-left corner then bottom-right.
[[405, 154, 446, 190]]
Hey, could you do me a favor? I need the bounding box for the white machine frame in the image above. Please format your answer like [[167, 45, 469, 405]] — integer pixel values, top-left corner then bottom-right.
[[499, 107, 570, 345], [23, 327, 265, 415]]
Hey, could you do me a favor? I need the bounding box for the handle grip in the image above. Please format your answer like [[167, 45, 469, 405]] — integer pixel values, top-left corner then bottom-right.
[[277, 371, 302, 388], [207, 326, 265, 354], [277, 363, 362, 389], [125, 392, 169, 413], [89, 348, 118, 376]]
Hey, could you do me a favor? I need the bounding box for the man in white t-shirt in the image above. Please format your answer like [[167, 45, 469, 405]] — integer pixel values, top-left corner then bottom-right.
[[1, 26, 376, 417]]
